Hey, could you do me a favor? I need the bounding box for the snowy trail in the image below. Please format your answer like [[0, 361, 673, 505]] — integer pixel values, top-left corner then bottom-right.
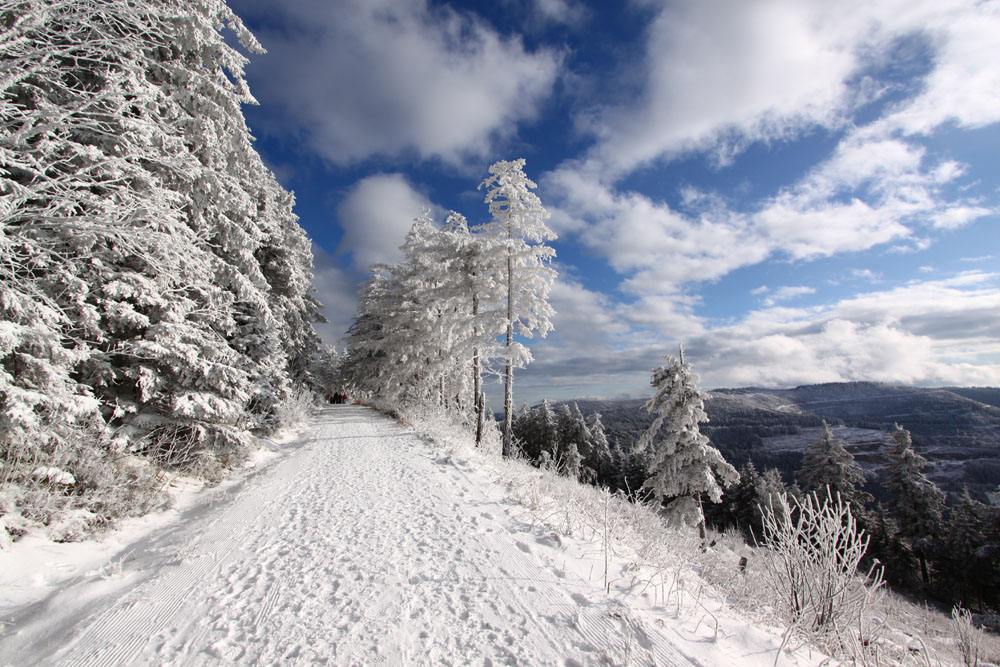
[[1, 406, 695, 666]]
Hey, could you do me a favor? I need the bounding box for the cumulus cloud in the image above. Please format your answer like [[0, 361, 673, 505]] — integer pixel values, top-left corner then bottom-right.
[[877, 1, 1000, 135], [502, 0, 591, 27], [310, 245, 362, 346], [508, 271, 1000, 404], [584, 0, 999, 175], [588, 0, 861, 173], [690, 272, 1000, 389], [544, 164, 770, 291], [336, 174, 434, 271], [851, 269, 882, 282], [236, 0, 560, 166], [931, 206, 993, 230], [545, 116, 983, 303], [762, 285, 816, 307], [544, 274, 631, 349]]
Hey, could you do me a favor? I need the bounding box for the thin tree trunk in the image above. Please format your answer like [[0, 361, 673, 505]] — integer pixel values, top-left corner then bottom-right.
[[472, 293, 483, 445], [697, 494, 707, 549], [476, 390, 485, 445], [503, 250, 513, 458]]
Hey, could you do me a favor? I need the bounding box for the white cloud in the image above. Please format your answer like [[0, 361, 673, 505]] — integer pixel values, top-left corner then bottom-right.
[[762, 285, 816, 307], [931, 205, 993, 230], [310, 245, 360, 346], [531, 0, 588, 26], [588, 0, 862, 173], [336, 174, 434, 271], [498, 271, 1000, 404], [544, 164, 771, 291], [546, 274, 631, 348], [583, 0, 998, 175], [690, 272, 1000, 388], [878, 1, 1000, 135], [851, 268, 881, 281], [238, 0, 560, 166]]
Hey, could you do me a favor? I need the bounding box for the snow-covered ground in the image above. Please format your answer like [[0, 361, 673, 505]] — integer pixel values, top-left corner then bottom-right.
[[1, 406, 812, 666]]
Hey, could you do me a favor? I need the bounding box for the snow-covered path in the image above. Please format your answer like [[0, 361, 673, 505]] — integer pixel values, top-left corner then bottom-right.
[[1, 406, 694, 666]]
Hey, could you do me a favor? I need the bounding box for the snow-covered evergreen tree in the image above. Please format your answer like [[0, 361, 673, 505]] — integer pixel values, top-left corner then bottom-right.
[[530, 400, 559, 463], [1, 0, 320, 535], [438, 211, 500, 443], [341, 267, 398, 400], [940, 489, 1000, 608], [554, 403, 583, 479], [310, 346, 347, 399], [882, 424, 945, 584], [796, 421, 871, 511], [637, 347, 738, 535], [585, 411, 612, 481], [476, 159, 556, 457]]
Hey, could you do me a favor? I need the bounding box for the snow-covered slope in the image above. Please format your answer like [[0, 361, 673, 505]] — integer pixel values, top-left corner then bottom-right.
[[0, 406, 805, 666]]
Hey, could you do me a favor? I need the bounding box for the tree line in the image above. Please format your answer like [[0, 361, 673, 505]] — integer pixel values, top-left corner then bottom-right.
[[708, 421, 1000, 612], [514, 351, 1000, 612], [1, 0, 320, 541]]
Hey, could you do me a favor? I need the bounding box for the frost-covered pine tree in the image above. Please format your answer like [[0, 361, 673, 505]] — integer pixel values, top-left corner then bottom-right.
[[523, 399, 559, 463], [554, 403, 584, 479], [638, 346, 738, 536], [439, 211, 500, 443], [882, 424, 945, 584], [476, 159, 556, 457], [340, 268, 396, 399], [1, 0, 319, 533], [940, 489, 1000, 607], [382, 213, 449, 405], [797, 421, 871, 512], [585, 412, 612, 481]]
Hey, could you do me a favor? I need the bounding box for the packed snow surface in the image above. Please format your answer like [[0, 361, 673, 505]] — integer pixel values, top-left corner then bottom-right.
[[1, 406, 703, 666]]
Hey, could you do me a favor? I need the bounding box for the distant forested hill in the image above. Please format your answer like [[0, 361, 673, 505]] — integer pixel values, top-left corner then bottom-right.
[[555, 382, 1000, 500]]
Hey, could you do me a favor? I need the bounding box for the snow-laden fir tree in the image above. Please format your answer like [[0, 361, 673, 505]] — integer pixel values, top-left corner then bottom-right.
[[378, 212, 449, 405], [555, 403, 584, 479], [476, 159, 556, 457], [1, 0, 319, 535], [796, 421, 871, 512], [439, 211, 501, 443], [585, 410, 612, 481], [526, 399, 559, 462], [340, 268, 395, 399], [881, 424, 945, 584], [940, 488, 1000, 608], [637, 346, 738, 537], [310, 346, 347, 399]]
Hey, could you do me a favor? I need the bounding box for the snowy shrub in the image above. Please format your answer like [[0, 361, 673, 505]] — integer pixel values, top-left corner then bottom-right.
[[951, 605, 984, 667], [273, 390, 317, 432], [0, 442, 166, 547], [757, 489, 885, 653]]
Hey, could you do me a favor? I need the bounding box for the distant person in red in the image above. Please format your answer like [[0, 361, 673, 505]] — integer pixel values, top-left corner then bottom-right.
[[341, 393, 348, 404]]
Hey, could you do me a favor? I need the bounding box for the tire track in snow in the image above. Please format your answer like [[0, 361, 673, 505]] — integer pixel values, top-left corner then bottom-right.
[[10, 406, 694, 666]]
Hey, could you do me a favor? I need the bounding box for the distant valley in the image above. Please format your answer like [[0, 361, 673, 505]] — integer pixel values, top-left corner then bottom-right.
[[562, 382, 1000, 501]]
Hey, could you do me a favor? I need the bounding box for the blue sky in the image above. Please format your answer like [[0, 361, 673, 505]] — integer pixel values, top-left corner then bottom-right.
[[227, 0, 999, 406]]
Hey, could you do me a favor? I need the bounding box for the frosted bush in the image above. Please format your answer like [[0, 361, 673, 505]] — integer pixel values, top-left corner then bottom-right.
[[951, 605, 984, 667], [273, 390, 317, 433], [758, 490, 885, 654]]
